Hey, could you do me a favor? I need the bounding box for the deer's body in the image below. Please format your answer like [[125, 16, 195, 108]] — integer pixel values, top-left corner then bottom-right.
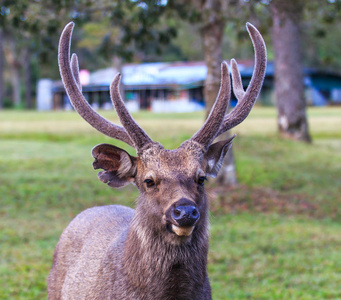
[[48, 22, 266, 299], [49, 204, 210, 299], [49, 205, 133, 299]]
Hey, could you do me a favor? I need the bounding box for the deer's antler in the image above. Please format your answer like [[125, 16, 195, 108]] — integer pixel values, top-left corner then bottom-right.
[[217, 23, 267, 136], [59, 22, 266, 152], [109, 74, 153, 150], [190, 62, 231, 148], [189, 23, 267, 148], [58, 22, 135, 148]]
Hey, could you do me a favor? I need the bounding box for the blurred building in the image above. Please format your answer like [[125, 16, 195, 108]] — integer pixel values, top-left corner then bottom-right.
[[37, 61, 341, 111]]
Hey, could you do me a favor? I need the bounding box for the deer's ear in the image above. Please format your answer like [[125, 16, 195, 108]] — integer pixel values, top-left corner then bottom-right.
[[92, 144, 137, 188], [204, 135, 236, 178]]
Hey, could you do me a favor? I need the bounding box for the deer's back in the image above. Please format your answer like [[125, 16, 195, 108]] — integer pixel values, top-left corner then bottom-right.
[[48, 205, 134, 300]]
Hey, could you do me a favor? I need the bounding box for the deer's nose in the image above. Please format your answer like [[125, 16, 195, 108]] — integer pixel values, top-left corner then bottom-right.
[[172, 205, 200, 227]]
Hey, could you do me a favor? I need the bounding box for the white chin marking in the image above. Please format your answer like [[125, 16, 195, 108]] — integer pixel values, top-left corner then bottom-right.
[[172, 224, 195, 236]]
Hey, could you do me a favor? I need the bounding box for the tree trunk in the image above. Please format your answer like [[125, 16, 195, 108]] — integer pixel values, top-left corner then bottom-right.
[[4, 34, 21, 107], [23, 48, 33, 109], [201, 19, 238, 186], [0, 30, 4, 109], [10, 62, 21, 108], [271, 0, 311, 142]]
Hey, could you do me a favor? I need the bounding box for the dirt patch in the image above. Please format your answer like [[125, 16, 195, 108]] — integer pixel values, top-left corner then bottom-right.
[[208, 185, 319, 217]]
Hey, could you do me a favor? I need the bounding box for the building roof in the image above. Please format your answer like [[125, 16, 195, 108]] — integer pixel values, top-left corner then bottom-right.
[[88, 60, 258, 88], [52, 60, 341, 93]]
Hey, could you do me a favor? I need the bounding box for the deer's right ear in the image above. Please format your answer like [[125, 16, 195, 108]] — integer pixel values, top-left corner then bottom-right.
[[204, 135, 236, 178], [92, 144, 137, 188]]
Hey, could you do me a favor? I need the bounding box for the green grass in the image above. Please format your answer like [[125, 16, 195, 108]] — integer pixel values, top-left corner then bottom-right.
[[209, 214, 341, 299], [0, 107, 341, 299]]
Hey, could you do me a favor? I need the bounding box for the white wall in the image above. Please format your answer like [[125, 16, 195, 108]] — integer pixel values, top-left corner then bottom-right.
[[36, 79, 53, 111]]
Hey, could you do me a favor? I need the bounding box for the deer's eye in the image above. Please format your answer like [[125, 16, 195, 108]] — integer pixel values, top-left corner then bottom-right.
[[198, 176, 207, 186], [144, 179, 155, 187]]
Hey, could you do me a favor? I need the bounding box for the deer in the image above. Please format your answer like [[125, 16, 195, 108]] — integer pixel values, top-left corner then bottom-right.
[[47, 22, 266, 300]]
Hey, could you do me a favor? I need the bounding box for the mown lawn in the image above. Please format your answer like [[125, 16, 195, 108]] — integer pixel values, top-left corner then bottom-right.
[[0, 107, 340, 299]]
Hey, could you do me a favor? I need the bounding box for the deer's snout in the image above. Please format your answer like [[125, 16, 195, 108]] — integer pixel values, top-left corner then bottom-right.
[[172, 205, 199, 227], [165, 199, 200, 236]]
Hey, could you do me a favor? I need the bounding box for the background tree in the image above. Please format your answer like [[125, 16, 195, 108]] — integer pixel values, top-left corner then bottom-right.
[[0, 0, 75, 108], [167, 0, 246, 185], [270, 0, 311, 142], [3, 32, 22, 107], [197, 0, 239, 185], [303, 0, 341, 70], [0, 29, 4, 109]]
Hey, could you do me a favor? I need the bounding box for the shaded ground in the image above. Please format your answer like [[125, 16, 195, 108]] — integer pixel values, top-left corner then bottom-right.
[[209, 185, 319, 217]]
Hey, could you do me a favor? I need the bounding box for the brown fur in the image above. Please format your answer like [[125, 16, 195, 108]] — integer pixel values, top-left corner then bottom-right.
[[48, 22, 266, 299], [48, 144, 213, 299]]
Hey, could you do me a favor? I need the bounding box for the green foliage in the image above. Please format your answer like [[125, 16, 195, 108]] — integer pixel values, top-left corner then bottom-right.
[[3, 0, 341, 109], [0, 107, 340, 298], [0, 0, 74, 63]]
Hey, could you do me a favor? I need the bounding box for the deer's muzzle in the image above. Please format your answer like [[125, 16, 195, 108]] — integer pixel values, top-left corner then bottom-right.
[[165, 198, 200, 236]]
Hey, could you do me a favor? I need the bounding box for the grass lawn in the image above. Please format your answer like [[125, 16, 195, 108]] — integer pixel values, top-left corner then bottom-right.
[[0, 107, 340, 299]]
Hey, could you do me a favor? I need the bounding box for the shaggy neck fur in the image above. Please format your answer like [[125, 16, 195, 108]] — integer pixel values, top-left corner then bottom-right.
[[120, 199, 211, 300]]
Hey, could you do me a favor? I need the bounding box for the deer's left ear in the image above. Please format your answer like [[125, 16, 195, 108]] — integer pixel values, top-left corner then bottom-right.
[[92, 144, 137, 188], [204, 135, 236, 178]]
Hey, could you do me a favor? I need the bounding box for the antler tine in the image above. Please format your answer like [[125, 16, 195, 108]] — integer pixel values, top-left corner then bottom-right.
[[58, 22, 134, 147], [190, 61, 231, 148], [230, 59, 245, 101], [110, 74, 153, 150], [70, 53, 82, 92], [217, 23, 267, 136]]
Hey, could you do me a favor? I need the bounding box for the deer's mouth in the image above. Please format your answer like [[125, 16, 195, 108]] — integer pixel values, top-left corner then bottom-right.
[[171, 224, 195, 236], [165, 222, 195, 237]]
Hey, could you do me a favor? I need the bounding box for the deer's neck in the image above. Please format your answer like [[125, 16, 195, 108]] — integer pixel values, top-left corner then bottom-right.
[[120, 207, 210, 299]]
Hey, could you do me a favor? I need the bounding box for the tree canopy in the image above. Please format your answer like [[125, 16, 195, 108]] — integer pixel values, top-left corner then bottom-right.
[[1, 0, 341, 108]]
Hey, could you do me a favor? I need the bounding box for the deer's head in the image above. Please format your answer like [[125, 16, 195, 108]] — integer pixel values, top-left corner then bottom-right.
[[59, 22, 266, 243]]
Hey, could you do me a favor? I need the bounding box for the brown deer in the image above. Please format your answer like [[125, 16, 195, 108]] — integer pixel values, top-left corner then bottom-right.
[[48, 22, 266, 300]]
